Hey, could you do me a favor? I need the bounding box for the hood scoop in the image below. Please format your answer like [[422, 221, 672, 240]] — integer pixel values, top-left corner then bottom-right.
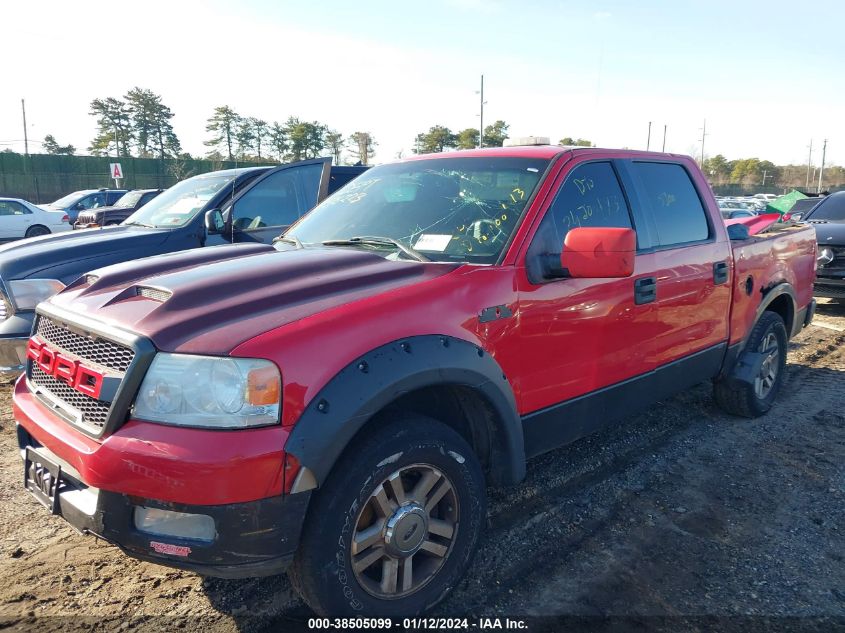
[[102, 285, 172, 306]]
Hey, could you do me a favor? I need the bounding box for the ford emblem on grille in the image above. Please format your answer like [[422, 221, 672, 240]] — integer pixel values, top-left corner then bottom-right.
[[26, 337, 106, 399]]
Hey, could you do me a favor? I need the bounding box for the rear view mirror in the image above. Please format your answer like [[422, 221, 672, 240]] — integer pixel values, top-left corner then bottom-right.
[[560, 227, 636, 278], [204, 208, 225, 235]]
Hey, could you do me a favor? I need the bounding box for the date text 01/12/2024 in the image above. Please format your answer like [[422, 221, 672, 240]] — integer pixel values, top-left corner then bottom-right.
[[307, 618, 527, 629]]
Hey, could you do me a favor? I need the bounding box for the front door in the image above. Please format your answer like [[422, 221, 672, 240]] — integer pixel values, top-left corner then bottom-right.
[[515, 159, 661, 456], [211, 158, 331, 245]]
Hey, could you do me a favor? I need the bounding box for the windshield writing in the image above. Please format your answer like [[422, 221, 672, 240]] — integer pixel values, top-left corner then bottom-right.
[[287, 157, 548, 264]]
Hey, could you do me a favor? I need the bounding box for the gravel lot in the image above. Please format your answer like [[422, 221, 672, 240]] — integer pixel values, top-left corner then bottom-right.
[[0, 302, 843, 632]]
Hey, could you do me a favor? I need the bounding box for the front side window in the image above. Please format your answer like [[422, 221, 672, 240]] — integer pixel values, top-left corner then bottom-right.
[[632, 162, 710, 247], [287, 157, 549, 264], [527, 161, 633, 270], [78, 193, 105, 210], [232, 163, 324, 230]]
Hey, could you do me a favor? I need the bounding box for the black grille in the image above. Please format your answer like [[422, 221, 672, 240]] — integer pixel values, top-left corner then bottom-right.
[[816, 283, 845, 298], [35, 317, 135, 372], [28, 315, 136, 435], [30, 363, 111, 431]]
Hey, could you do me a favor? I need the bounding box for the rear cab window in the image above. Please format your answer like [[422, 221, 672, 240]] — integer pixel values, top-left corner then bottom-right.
[[630, 162, 711, 248]]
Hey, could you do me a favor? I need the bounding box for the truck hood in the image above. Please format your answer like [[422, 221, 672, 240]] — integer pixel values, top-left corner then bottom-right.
[[810, 220, 845, 246], [50, 245, 459, 355], [0, 226, 171, 282]]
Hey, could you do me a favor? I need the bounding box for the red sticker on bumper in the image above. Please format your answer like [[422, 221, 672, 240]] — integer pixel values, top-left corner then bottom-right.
[[150, 541, 192, 557]]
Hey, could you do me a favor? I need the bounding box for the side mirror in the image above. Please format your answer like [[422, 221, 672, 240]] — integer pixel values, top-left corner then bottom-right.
[[559, 227, 636, 278], [204, 208, 225, 235]]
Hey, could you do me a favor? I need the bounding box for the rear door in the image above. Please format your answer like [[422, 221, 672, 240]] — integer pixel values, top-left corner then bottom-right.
[[624, 160, 732, 391], [218, 158, 331, 244]]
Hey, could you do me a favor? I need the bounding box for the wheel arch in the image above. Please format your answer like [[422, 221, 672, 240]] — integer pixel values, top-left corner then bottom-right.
[[284, 335, 526, 491], [26, 224, 50, 236], [757, 282, 797, 338]]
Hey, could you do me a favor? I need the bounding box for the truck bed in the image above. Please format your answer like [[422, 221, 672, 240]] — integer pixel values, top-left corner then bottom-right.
[[728, 223, 817, 346]]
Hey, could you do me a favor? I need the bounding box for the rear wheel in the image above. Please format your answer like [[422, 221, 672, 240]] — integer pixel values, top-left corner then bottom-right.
[[289, 414, 486, 616], [714, 311, 787, 417], [25, 225, 50, 238]]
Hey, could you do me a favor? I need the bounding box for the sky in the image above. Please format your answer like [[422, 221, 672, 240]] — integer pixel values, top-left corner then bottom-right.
[[2, 0, 843, 167]]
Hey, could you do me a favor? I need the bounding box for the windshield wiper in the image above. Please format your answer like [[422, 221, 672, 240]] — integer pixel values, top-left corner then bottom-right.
[[322, 236, 430, 262], [123, 221, 157, 228], [273, 234, 305, 249]]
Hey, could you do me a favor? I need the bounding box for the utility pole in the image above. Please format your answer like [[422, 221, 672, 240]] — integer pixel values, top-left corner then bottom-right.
[[21, 99, 29, 155], [762, 169, 768, 187], [805, 139, 813, 190], [646, 121, 652, 151], [662, 124, 667, 152], [817, 139, 827, 193], [699, 119, 707, 165], [477, 74, 486, 149]]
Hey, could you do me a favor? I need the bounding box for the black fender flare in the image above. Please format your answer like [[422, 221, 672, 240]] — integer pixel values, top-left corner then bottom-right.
[[284, 335, 525, 490], [721, 282, 797, 379], [756, 282, 797, 337]]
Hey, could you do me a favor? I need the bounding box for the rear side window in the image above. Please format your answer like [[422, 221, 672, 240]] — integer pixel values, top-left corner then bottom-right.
[[328, 171, 360, 194], [527, 161, 633, 265], [632, 162, 710, 247]]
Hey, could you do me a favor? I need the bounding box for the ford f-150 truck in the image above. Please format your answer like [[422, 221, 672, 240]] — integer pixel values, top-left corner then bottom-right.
[[0, 158, 367, 377], [12, 146, 816, 617]]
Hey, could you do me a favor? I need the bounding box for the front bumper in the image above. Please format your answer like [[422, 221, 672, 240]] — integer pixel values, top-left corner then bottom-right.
[[0, 311, 34, 378], [13, 375, 308, 578], [814, 274, 845, 299]]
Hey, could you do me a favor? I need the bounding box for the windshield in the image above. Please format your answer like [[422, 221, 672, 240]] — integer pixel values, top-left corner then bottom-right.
[[807, 195, 845, 222], [49, 192, 88, 208], [125, 173, 237, 228], [286, 157, 549, 264], [112, 190, 144, 209]]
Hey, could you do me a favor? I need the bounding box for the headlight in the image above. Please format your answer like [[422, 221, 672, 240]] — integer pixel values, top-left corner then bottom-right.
[[134, 353, 281, 428], [818, 247, 835, 267], [7, 279, 65, 310]]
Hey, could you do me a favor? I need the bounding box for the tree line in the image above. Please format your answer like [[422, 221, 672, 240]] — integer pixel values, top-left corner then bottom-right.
[[702, 154, 845, 189], [203, 106, 376, 165], [30, 88, 842, 189]]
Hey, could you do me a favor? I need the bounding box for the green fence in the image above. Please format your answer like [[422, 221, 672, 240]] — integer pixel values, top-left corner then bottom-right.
[[0, 153, 275, 203], [3, 152, 843, 203]]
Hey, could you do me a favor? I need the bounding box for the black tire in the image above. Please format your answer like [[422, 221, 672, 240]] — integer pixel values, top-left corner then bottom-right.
[[289, 414, 486, 617], [714, 311, 788, 417], [25, 225, 50, 238]]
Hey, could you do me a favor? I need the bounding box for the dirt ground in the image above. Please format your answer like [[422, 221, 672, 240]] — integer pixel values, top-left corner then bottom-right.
[[0, 302, 843, 632]]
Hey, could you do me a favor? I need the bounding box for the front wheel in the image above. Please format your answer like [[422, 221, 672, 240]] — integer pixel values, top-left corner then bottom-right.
[[289, 414, 486, 616], [714, 311, 787, 417]]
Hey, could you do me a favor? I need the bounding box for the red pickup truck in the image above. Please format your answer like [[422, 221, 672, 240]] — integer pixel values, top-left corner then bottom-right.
[[12, 146, 816, 616]]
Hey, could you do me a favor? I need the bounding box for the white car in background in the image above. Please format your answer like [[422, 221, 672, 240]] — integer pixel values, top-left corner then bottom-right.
[[0, 198, 70, 241]]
